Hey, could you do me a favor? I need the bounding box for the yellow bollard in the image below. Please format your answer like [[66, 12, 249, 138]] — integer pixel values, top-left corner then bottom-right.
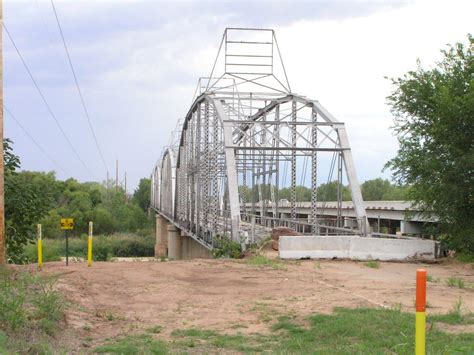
[[37, 224, 43, 270], [88, 221, 93, 267], [416, 269, 427, 355]]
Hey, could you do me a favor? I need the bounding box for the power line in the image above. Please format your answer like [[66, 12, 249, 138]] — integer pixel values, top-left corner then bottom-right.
[[5, 105, 70, 176], [49, 0, 109, 173], [3, 23, 96, 180]]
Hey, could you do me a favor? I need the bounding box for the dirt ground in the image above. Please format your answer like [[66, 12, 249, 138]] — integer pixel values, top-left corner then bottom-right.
[[21, 256, 474, 353]]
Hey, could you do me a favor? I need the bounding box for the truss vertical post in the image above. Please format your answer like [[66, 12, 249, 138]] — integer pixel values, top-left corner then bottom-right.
[[290, 100, 297, 228], [273, 105, 280, 220], [195, 105, 202, 236], [210, 108, 219, 241], [311, 107, 319, 234], [336, 151, 343, 228], [202, 101, 210, 241]]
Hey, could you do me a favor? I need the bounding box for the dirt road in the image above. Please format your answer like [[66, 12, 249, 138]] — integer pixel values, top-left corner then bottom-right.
[[24, 257, 473, 352]]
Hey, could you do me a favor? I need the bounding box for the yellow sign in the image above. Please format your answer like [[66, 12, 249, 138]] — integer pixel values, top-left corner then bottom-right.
[[60, 218, 74, 230]]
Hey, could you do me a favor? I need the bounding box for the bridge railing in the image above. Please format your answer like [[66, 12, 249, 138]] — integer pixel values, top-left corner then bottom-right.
[[240, 213, 361, 243]]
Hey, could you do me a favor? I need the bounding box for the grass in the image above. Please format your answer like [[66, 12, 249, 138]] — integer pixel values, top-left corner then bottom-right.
[[0, 266, 65, 353], [246, 255, 287, 270], [95, 334, 167, 354], [96, 307, 474, 354], [24, 233, 155, 263], [146, 325, 163, 334], [426, 274, 440, 283], [446, 276, 465, 288], [364, 260, 380, 269], [429, 298, 474, 325]]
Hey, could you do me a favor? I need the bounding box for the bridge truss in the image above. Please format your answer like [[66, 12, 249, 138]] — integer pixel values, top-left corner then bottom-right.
[[151, 28, 369, 249]]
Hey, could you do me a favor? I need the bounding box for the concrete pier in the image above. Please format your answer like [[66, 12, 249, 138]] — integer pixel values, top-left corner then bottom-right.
[[154, 215, 169, 258], [167, 224, 182, 260]]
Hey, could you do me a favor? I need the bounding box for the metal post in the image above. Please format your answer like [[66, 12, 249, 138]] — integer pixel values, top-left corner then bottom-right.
[[311, 108, 318, 234], [290, 100, 297, 228], [65, 229, 69, 266]]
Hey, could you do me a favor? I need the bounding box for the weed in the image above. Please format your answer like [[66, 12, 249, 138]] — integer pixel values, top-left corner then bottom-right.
[[246, 255, 287, 270], [446, 277, 465, 288], [314, 261, 321, 269], [427, 275, 440, 283], [146, 325, 163, 334], [212, 237, 242, 259], [429, 298, 474, 325], [0, 267, 65, 352], [364, 260, 380, 269], [95, 334, 167, 354], [83, 325, 91, 331]]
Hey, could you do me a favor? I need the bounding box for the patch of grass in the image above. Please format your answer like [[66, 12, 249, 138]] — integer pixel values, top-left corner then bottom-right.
[[146, 325, 163, 334], [426, 274, 440, 283], [171, 327, 270, 352], [97, 307, 474, 354], [456, 253, 474, 263], [270, 308, 474, 353], [314, 261, 321, 269], [429, 298, 474, 325], [364, 260, 380, 269], [95, 334, 167, 354], [0, 267, 65, 352], [246, 255, 287, 270], [446, 277, 465, 288]]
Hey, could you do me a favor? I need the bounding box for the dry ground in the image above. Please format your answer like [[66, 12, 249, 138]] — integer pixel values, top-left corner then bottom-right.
[[21, 256, 474, 353]]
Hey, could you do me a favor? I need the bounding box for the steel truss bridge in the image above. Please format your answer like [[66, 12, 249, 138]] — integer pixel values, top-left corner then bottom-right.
[[150, 28, 369, 250]]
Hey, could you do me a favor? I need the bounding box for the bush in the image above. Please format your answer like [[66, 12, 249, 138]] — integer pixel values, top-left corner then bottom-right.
[[23, 233, 155, 263], [212, 237, 242, 259]]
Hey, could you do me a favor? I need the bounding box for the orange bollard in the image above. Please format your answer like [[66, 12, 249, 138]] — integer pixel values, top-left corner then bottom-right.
[[416, 269, 427, 355]]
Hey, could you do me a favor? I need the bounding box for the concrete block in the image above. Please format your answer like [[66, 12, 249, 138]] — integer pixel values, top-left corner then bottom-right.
[[279, 235, 435, 261], [349, 237, 435, 260], [279, 236, 350, 259]]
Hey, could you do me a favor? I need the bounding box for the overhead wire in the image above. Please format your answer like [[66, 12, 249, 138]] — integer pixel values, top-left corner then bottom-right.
[[5, 105, 71, 176], [49, 0, 109, 173], [3, 23, 96, 179]]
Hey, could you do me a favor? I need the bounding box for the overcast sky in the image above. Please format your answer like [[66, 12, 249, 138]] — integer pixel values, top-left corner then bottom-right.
[[4, 0, 473, 191]]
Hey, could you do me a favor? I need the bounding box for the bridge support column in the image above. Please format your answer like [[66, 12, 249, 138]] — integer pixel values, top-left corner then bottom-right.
[[167, 224, 182, 260], [155, 215, 168, 258]]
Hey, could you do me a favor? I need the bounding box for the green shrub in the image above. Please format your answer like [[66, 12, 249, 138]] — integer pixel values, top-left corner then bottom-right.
[[212, 237, 242, 259], [23, 233, 155, 263]]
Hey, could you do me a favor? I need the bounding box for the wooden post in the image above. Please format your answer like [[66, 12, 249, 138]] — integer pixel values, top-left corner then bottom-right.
[[0, 0, 5, 264]]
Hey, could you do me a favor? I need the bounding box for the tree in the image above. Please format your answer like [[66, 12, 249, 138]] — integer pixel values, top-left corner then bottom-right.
[[361, 178, 410, 201], [133, 178, 151, 212], [386, 35, 473, 253], [4, 140, 51, 263]]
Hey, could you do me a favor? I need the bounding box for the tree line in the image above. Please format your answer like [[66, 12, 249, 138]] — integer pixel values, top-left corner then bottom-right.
[[4, 139, 152, 263], [239, 178, 410, 203]]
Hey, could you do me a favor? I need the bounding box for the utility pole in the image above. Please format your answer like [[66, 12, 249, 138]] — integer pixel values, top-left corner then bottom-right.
[[106, 171, 109, 189], [0, 0, 5, 265], [124, 171, 127, 196], [115, 159, 118, 189]]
